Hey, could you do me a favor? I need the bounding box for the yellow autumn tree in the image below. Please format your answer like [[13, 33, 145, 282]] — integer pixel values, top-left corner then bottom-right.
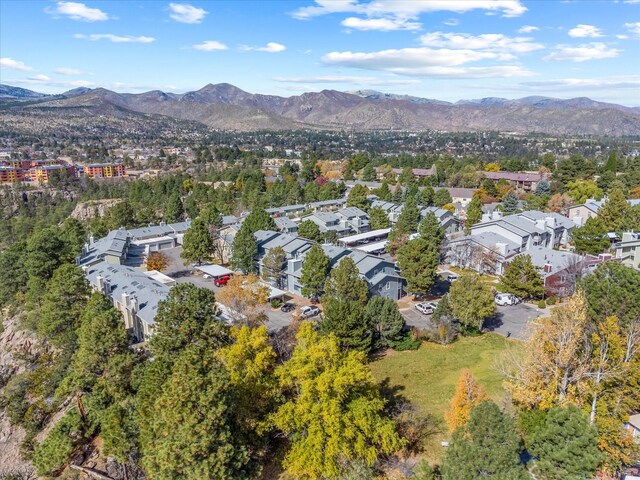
[[444, 369, 489, 432], [484, 162, 500, 172], [216, 274, 270, 326], [504, 291, 591, 410], [145, 251, 169, 272]]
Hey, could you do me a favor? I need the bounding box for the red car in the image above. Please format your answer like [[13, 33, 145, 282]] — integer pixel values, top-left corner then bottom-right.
[[214, 275, 231, 287]]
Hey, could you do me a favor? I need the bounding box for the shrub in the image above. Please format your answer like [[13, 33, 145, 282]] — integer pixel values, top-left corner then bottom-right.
[[546, 296, 557, 306], [537, 300, 546, 309], [33, 408, 87, 476], [393, 331, 421, 351], [270, 298, 282, 308]]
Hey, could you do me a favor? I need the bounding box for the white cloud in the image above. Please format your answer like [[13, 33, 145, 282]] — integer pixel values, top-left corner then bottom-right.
[[568, 24, 604, 38], [322, 47, 534, 78], [0, 57, 33, 71], [273, 75, 421, 86], [168, 3, 207, 24], [544, 43, 620, 62], [74, 33, 155, 43], [8, 76, 95, 88], [55, 67, 82, 75], [192, 40, 228, 51], [419, 32, 543, 54], [341, 16, 420, 31], [292, 0, 527, 21], [443, 18, 459, 26], [518, 25, 539, 33], [520, 76, 640, 90], [47, 1, 109, 21], [624, 22, 640, 36], [241, 42, 286, 53]]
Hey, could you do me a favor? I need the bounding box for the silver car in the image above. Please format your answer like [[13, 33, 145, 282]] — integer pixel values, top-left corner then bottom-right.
[[415, 302, 437, 315]]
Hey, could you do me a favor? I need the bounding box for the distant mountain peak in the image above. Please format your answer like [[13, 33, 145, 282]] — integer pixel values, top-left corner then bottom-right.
[[0, 84, 50, 100]]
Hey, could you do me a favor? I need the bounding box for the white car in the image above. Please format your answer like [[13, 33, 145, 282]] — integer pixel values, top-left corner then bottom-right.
[[446, 274, 459, 282], [495, 293, 521, 306], [415, 302, 438, 315], [300, 305, 321, 318]]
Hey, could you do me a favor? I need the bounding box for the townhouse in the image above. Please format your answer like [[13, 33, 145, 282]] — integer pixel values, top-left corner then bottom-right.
[[614, 232, 640, 270], [254, 230, 406, 300], [567, 198, 640, 226], [84, 162, 126, 179], [483, 171, 549, 193]]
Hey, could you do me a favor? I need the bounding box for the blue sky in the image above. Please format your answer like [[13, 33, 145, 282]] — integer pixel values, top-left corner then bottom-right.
[[1, 0, 639, 105]]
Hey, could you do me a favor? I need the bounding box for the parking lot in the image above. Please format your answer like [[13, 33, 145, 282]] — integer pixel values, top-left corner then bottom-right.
[[161, 247, 302, 332]]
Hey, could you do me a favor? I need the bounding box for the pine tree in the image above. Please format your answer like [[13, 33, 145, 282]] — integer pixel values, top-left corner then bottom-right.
[[603, 150, 618, 172], [362, 163, 376, 181], [261, 246, 286, 288], [433, 189, 452, 207], [300, 243, 330, 300], [419, 185, 435, 206], [165, 192, 184, 223], [534, 180, 551, 197], [181, 218, 214, 265], [298, 219, 323, 242], [369, 206, 390, 230], [230, 227, 258, 273], [599, 187, 628, 232], [320, 298, 372, 351], [449, 274, 495, 331], [499, 254, 544, 300], [571, 217, 610, 255], [141, 346, 250, 479], [529, 405, 602, 480], [323, 257, 369, 305], [269, 323, 404, 478], [465, 196, 483, 234], [396, 238, 439, 296], [365, 296, 406, 348], [441, 401, 528, 480], [418, 211, 445, 250], [444, 369, 489, 432], [387, 195, 420, 253], [502, 191, 519, 215], [347, 184, 370, 211], [375, 181, 392, 201]]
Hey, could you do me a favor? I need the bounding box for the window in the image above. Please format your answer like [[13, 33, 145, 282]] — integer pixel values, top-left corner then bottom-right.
[[560, 275, 566, 282], [386, 282, 391, 290]]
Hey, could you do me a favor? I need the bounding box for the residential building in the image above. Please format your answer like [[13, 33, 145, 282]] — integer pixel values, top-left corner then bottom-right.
[[254, 230, 406, 300], [614, 232, 640, 270], [567, 198, 640, 226], [446, 210, 575, 275], [420, 206, 461, 234], [625, 414, 640, 443], [84, 163, 126, 179], [302, 211, 353, 237], [511, 246, 604, 297], [0, 166, 24, 182], [336, 207, 370, 234], [33, 164, 77, 183], [274, 216, 299, 234], [483, 171, 549, 193]]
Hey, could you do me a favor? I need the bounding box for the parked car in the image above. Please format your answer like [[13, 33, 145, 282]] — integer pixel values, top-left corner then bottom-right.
[[281, 302, 296, 313], [214, 275, 231, 287], [446, 274, 459, 282], [300, 305, 321, 318], [495, 293, 521, 306], [415, 302, 438, 315]]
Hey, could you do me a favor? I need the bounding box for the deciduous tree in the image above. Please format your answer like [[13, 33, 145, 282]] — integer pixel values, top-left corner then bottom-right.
[[448, 274, 495, 331], [261, 246, 286, 288], [217, 274, 270, 327], [146, 251, 169, 271], [499, 254, 544, 300], [444, 369, 489, 432]]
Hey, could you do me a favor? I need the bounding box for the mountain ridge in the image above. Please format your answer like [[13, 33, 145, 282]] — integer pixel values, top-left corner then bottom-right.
[[1, 83, 639, 135]]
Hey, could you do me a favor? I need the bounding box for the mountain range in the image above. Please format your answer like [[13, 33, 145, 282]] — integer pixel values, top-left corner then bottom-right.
[[2, 83, 639, 136]]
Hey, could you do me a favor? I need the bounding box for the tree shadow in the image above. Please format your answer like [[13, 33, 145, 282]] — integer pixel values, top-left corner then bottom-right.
[[482, 311, 505, 331]]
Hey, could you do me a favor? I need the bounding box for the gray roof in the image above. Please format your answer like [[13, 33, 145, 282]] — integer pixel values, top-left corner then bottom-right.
[[275, 216, 298, 230], [222, 215, 239, 226], [309, 211, 340, 224], [519, 211, 574, 230], [85, 261, 170, 326], [80, 229, 129, 265], [514, 246, 585, 277], [420, 206, 451, 220], [452, 232, 519, 257], [338, 207, 368, 219]]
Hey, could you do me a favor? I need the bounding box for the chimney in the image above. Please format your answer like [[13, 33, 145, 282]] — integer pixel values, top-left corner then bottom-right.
[[129, 296, 138, 314], [545, 216, 556, 229], [96, 275, 104, 292], [495, 243, 507, 256], [82, 243, 88, 255], [544, 264, 553, 273], [121, 292, 129, 308], [493, 211, 502, 220], [89, 235, 95, 245]]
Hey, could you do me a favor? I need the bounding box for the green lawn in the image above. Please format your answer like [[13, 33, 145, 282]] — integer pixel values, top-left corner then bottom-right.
[[370, 334, 516, 463]]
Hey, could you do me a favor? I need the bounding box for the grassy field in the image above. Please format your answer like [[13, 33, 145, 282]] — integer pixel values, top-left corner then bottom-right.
[[369, 334, 516, 463]]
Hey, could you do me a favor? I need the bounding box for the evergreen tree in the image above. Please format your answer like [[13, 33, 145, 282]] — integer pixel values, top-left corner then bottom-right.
[[0, 242, 28, 305], [365, 296, 405, 348], [298, 219, 323, 242], [165, 192, 184, 223], [599, 187, 628, 232], [374, 181, 392, 201], [300, 244, 330, 300], [465, 196, 483, 235], [362, 163, 376, 181], [270, 323, 404, 478], [140, 346, 250, 480], [449, 274, 495, 331], [529, 405, 602, 480], [387, 195, 420, 253], [181, 218, 214, 265], [261, 246, 286, 288], [603, 150, 618, 173], [499, 254, 544, 300], [347, 184, 370, 211], [231, 227, 258, 273], [396, 238, 439, 296], [502, 191, 519, 215], [534, 180, 551, 197], [418, 211, 445, 250], [38, 264, 90, 350], [571, 217, 610, 255], [323, 257, 369, 305], [442, 401, 528, 480], [419, 185, 435, 206], [320, 298, 372, 351], [369, 206, 390, 230], [433, 189, 452, 207]]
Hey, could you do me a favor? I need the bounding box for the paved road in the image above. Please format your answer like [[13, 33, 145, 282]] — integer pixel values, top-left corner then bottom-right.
[[484, 303, 545, 340]]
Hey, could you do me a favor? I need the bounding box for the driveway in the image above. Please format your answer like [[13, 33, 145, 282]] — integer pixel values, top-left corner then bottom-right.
[[484, 302, 545, 340]]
